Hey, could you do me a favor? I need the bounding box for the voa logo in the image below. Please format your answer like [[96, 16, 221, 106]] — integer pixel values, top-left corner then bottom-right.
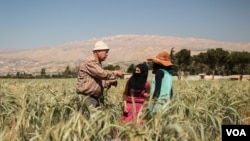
[[226, 129, 246, 136]]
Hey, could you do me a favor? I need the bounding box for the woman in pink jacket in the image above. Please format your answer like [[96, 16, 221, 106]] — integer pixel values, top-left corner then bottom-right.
[[121, 63, 150, 124]]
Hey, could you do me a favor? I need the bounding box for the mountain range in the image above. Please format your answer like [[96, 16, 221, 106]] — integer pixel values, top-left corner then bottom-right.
[[0, 34, 249, 75]]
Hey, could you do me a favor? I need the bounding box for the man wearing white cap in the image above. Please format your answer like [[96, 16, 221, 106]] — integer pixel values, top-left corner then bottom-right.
[[76, 41, 123, 108]]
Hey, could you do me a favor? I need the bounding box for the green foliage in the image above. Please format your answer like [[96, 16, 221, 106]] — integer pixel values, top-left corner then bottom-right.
[[189, 49, 250, 75], [126, 64, 135, 73], [40, 68, 46, 77], [207, 48, 229, 67], [63, 66, 71, 76], [103, 64, 121, 70], [227, 51, 250, 74], [63, 65, 77, 78], [146, 61, 153, 70], [175, 49, 192, 71]]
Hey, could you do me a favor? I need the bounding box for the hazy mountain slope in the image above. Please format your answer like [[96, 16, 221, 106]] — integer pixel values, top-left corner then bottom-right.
[[0, 35, 249, 74]]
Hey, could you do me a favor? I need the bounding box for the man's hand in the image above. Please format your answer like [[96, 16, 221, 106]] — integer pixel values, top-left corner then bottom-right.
[[114, 70, 123, 78], [110, 79, 118, 87]]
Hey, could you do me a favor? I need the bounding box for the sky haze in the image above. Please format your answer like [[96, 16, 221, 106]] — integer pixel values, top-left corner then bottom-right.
[[1, 0, 250, 49]]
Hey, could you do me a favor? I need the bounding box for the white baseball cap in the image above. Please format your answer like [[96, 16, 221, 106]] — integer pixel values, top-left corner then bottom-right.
[[93, 41, 109, 51]]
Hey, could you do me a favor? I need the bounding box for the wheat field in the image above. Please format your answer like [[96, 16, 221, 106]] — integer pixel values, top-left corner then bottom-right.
[[0, 78, 249, 141]]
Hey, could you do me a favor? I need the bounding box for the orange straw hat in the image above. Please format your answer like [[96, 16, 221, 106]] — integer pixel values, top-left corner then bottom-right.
[[147, 51, 173, 67]]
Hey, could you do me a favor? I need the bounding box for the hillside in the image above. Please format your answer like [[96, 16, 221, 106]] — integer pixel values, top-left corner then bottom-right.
[[0, 34, 249, 75]]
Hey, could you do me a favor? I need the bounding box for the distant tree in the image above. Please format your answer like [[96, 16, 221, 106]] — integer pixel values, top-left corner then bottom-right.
[[193, 53, 209, 74], [70, 64, 79, 78], [170, 47, 176, 65], [146, 62, 153, 70], [103, 64, 121, 71], [227, 51, 250, 75], [41, 68, 46, 77], [7, 73, 12, 78], [16, 72, 20, 78], [127, 64, 135, 73], [114, 65, 121, 70], [63, 66, 72, 77], [103, 64, 114, 70], [174, 49, 192, 71], [206, 48, 229, 77]]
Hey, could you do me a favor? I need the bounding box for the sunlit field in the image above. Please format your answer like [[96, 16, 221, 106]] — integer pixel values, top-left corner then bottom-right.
[[0, 78, 249, 141]]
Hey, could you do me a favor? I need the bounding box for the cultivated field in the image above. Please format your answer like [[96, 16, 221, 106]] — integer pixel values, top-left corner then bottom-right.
[[0, 78, 249, 141]]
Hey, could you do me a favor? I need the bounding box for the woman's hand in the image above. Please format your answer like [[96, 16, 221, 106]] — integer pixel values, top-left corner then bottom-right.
[[123, 104, 128, 113], [143, 93, 149, 98]]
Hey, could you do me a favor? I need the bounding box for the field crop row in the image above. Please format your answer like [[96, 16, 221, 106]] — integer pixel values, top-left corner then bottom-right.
[[0, 79, 249, 141]]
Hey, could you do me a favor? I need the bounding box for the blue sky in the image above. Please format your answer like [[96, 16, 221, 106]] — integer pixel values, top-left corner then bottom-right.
[[1, 0, 250, 49]]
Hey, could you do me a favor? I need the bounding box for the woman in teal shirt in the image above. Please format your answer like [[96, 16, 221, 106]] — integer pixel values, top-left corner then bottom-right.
[[147, 51, 174, 114]]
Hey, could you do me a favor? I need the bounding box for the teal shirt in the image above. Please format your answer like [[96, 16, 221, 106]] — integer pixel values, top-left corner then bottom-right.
[[149, 69, 172, 113], [151, 69, 172, 99]]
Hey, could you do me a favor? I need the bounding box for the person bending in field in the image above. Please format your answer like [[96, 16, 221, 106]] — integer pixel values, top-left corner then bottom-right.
[[121, 63, 151, 125], [147, 51, 174, 115], [76, 41, 123, 111]]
